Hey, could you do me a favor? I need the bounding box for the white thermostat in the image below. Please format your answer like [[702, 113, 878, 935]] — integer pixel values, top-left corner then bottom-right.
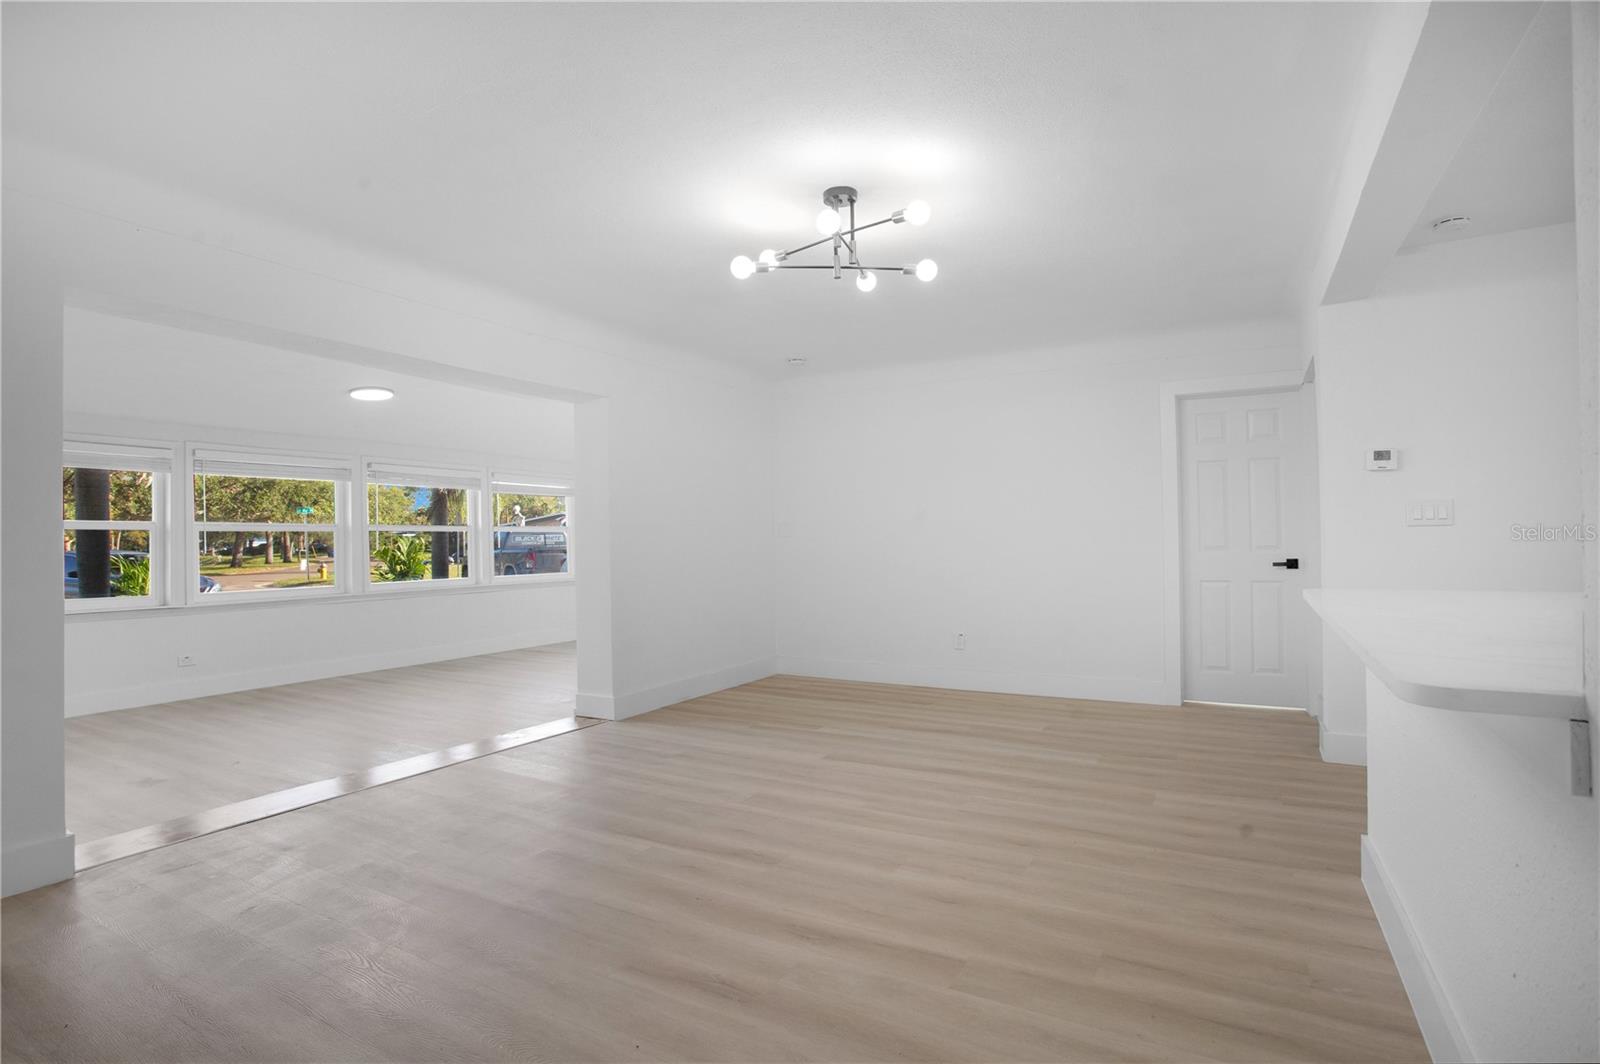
[[1366, 448, 1399, 471]]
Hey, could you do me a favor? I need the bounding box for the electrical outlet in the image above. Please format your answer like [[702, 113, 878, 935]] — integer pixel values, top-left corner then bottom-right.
[[954, 633, 966, 651], [177, 654, 197, 668]]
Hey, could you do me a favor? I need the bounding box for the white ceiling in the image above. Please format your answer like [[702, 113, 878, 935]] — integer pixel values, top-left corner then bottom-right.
[[7, 2, 1384, 372], [1402, 1, 1575, 251], [64, 310, 576, 465]]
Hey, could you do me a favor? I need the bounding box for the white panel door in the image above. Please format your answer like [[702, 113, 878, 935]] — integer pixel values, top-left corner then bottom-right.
[[1180, 390, 1311, 707]]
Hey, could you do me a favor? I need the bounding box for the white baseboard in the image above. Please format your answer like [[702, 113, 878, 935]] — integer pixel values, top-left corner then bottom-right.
[[574, 689, 615, 717], [2, 832, 76, 898], [588, 657, 777, 721], [66, 632, 577, 716], [775, 656, 1171, 706], [1319, 725, 1367, 765], [1362, 836, 1472, 1063]]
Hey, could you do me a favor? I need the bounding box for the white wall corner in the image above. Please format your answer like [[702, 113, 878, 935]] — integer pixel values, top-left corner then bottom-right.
[[1362, 835, 1474, 1063], [1319, 724, 1367, 766], [1, 833, 76, 898], [608, 657, 777, 721]]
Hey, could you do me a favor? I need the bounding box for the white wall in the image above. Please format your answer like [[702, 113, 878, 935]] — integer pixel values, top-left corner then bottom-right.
[[1, 244, 76, 896], [66, 584, 575, 717], [1366, 675, 1597, 1062], [63, 309, 579, 468], [598, 383, 775, 717], [1315, 223, 1583, 761], [1, 142, 778, 894], [1569, 6, 1600, 1053], [775, 318, 1302, 704]]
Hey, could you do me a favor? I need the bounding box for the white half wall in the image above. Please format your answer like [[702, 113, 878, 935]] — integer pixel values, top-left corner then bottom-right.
[[1314, 223, 1583, 760], [775, 318, 1302, 704], [1364, 673, 1598, 1062]]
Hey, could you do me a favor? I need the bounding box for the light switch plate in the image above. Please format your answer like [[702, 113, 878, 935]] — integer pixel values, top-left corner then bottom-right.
[[1407, 499, 1455, 526]]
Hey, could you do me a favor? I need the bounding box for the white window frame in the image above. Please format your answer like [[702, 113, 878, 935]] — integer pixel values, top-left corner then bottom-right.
[[489, 475, 574, 582], [188, 447, 353, 605], [62, 441, 173, 614], [362, 462, 483, 593]]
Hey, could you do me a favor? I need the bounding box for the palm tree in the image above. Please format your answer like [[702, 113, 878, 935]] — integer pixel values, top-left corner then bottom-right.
[[72, 468, 112, 597], [427, 488, 454, 580]]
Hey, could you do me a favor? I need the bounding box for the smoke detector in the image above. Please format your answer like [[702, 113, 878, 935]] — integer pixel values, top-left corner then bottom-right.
[[1431, 215, 1472, 232]]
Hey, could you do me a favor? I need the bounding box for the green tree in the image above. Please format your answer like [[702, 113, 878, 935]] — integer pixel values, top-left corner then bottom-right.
[[495, 493, 563, 525], [195, 474, 334, 568]]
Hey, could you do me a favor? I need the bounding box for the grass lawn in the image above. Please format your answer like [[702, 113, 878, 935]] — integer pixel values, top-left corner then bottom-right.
[[201, 554, 331, 575], [268, 566, 337, 589], [266, 562, 466, 588]]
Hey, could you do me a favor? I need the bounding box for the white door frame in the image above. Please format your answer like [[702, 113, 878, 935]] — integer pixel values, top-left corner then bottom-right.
[[1159, 368, 1312, 705]]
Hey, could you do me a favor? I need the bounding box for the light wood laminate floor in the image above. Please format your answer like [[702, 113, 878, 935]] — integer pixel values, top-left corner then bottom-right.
[[6, 676, 1426, 1062], [66, 642, 576, 842]]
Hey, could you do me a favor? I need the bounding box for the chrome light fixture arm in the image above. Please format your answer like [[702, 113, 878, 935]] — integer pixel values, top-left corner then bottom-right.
[[731, 186, 936, 289]]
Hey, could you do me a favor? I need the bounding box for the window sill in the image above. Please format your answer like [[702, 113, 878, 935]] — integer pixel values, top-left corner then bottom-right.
[[63, 575, 575, 621]]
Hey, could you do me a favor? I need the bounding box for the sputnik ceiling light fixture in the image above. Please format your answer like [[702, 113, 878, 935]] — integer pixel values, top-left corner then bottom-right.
[[730, 186, 936, 292]]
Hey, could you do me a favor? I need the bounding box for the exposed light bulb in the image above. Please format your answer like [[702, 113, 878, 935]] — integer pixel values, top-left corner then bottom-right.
[[915, 258, 939, 282], [815, 207, 841, 236], [856, 271, 878, 293], [903, 200, 931, 226], [758, 249, 779, 268], [729, 255, 756, 280]]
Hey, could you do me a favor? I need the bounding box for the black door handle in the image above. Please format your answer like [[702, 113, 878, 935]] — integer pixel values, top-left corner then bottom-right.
[[1272, 558, 1300, 570]]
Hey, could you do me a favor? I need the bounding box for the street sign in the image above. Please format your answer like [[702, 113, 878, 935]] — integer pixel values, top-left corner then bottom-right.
[[296, 507, 315, 515]]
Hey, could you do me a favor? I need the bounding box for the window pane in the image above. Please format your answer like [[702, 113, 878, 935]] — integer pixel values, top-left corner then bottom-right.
[[370, 531, 469, 582], [492, 493, 565, 527], [63, 467, 153, 521], [197, 531, 336, 594], [492, 494, 567, 577], [65, 530, 152, 600], [369, 484, 468, 526], [194, 474, 335, 523], [492, 527, 569, 576]]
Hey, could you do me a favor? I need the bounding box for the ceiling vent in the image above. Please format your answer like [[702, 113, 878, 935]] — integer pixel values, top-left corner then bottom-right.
[[1431, 215, 1473, 232]]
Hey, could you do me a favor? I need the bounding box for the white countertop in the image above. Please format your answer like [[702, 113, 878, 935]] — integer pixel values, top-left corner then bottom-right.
[[1304, 589, 1587, 719]]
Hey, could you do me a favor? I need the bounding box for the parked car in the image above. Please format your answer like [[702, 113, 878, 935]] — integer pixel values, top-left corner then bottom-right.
[[65, 551, 220, 597], [211, 537, 267, 557], [493, 529, 568, 575]]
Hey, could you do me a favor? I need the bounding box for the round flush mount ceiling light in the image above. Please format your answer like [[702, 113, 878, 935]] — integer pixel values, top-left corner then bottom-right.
[[1431, 215, 1472, 232], [730, 186, 936, 292], [348, 386, 395, 402]]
